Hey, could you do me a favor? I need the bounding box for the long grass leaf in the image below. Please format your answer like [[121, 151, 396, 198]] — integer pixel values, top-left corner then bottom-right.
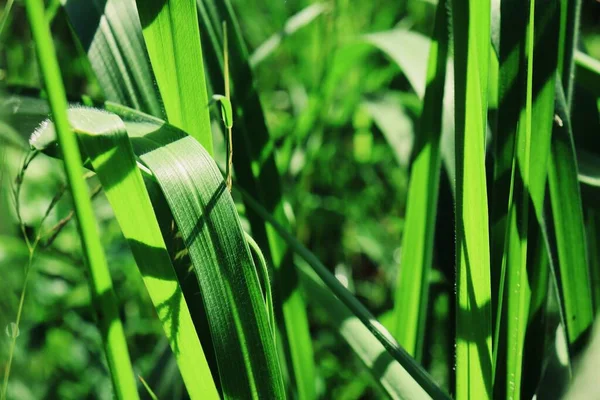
[[135, 0, 213, 153], [31, 108, 220, 400], [235, 184, 451, 400], [22, 1, 138, 398], [451, 0, 493, 397], [61, 0, 163, 117], [493, 0, 561, 396], [298, 259, 436, 400], [392, 0, 448, 360], [249, 3, 328, 68], [547, 81, 593, 353], [106, 104, 285, 398], [30, 102, 286, 398], [196, 2, 316, 397]]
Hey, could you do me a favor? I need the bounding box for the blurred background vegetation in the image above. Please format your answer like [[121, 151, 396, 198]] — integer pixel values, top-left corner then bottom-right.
[[0, 0, 599, 398]]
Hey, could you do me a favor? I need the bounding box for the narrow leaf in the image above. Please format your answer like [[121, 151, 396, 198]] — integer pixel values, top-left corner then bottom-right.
[[136, 0, 213, 153], [23, 1, 138, 398]]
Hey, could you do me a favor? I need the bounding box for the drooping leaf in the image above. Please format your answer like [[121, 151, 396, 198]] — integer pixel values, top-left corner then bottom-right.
[[30, 102, 286, 398], [249, 3, 329, 67], [31, 107, 220, 400]]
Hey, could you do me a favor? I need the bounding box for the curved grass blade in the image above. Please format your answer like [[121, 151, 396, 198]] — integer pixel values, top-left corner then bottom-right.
[[30, 107, 220, 400], [197, 3, 316, 397], [60, 0, 163, 117], [109, 105, 285, 399], [135, 0, 213, 153], [22, 1, 138, 398], [297, 258, 436, 400], [30, 102, 285, 398], [364, 29, 456, 187], [235, 184, 451, 400], [392, 0, 449, 360]]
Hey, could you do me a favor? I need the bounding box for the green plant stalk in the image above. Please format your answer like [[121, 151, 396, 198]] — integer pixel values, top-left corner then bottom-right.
[[392, 0, 448, 360], [0, 0, 14, 35], [451, 0, 493, 398], [23, 1, 139, 399], [1, 241, 34, 400]]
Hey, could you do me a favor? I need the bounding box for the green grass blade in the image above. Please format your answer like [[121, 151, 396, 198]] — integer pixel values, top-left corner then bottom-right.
[[297, 259, 437, 400], [197, 3, 316, 398], [22, 1, 138, 399], [30, 102, 286, 398], [548, 82, 593, 352], [492, 0, 561, 396], [235, 184, 451, 400], [135, 0, 213, 153], [391, 0, 449, 360], [30, 108, 220, 400], [451, 0, 493, 397], [110, 105, 285, 398], [61, 0, 163, 117], [364, 29, 456, 187]]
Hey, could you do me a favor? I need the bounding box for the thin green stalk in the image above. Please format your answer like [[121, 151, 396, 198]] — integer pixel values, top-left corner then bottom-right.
[[23, 1, 138, 398], [197, 4, 316, 398], [392, 0, 448, 360], [451, 0, 493, 398], [0, 0, 14, 36]]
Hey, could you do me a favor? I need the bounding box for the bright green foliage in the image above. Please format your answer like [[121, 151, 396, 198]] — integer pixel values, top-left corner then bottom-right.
[[391, 0, 448, 360], [3, 0, 600, 398], [61, 0, 163, 117], [31, 108, 220, 400], [135, 0, 213, 153], [451, 0, 493, 398], [22, 1, 139, 399], [30, 102, 285, 398], [197, 3, 317, 398]]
